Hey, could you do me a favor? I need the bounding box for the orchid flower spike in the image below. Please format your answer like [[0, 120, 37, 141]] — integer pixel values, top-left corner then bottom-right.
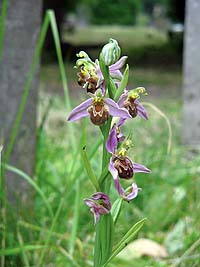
[[67, 91, 131, 126], [118, 87, 148, 120], [84, 192, 111, 224]]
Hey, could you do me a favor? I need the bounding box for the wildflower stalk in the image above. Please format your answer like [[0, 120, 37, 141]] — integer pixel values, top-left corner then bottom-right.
[[67, 39, 151, 267], [94, 58, 115, 267]]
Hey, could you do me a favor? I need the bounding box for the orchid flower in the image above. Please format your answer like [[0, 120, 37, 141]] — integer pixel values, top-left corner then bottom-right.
[[84, 192, 111, 224], [76, 51, 100, 94], [118, 87, 148, 120], [109, 56, 128, 80], [108, 149, 151, 199], [67, 93, 131, 126], [75, 50, 128, 95]]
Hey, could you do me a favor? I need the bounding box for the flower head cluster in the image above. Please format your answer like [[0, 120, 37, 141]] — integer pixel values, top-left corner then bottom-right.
[[67, 39, 151, 223]]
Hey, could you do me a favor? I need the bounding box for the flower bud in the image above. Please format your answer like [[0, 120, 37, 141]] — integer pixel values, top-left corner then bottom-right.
[[101, 38, 121, 66]]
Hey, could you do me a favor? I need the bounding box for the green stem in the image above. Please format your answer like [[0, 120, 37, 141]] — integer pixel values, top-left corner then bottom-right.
[[0, 0, 8, 60], [47, 10, 76, 151]]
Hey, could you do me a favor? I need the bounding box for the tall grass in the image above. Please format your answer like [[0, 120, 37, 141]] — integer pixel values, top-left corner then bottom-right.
[[0, 8, 84, 267]]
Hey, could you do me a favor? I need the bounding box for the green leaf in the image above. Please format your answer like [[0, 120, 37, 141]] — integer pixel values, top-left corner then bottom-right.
[[47, 10, 76, 151], [103, 218, 146, 266], [99, 53, 110, 86], [81, 146, 100, 191], [109, 78, 117, 99], [94, 214, 114, 267], [114, 64, 129, 102], [111, 198, 123, 224]]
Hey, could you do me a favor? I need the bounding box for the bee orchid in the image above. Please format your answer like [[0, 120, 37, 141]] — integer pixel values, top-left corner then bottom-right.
[[75, 50, 128, 94], [118, 88, 148, 120], [84, 192, 111, 224], [108, 152, 151, 201], [67, 94, 131, 126]]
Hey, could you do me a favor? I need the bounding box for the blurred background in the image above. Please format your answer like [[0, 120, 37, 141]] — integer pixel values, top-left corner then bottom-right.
[[1, 0, 200, 266]]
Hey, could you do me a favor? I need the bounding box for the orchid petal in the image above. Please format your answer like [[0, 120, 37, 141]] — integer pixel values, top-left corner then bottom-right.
[[68, 98, 93, 122], [84, 198, 96, 208], [117, 90, 128, 107], [123, 183, 141, 201], [118, 118, 126, 127], [106, 124, 118, 153], [133, 161, 151, 173], [108, 158, 124, 195], [99, 81, 106, 95], [109, 56, 128, 71], [92, 192, 111, 210], [110, 69, 122, 79], [104, 98, 131, 119], [92, 211, 100, 224], [135, 99, 148, 120], [117, 132, 125, 142], [114, 81, 121, 89]]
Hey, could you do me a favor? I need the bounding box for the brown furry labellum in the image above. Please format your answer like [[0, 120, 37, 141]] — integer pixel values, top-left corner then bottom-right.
[[86, 77, 98, 94], [88, 101, 109, 126], [114, 156, 134, 179], [123, 97, 138, 118]]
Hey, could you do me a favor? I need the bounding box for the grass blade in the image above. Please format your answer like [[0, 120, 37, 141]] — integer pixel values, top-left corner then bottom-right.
[[114, 64, 129, 102], [17, 230, 30, 267], [48, 10, 76, 151], [0, 245, 46, 256], [0, 0, 8, 59], [81, 146, 100, 191], [4, 164, 53, 218]]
